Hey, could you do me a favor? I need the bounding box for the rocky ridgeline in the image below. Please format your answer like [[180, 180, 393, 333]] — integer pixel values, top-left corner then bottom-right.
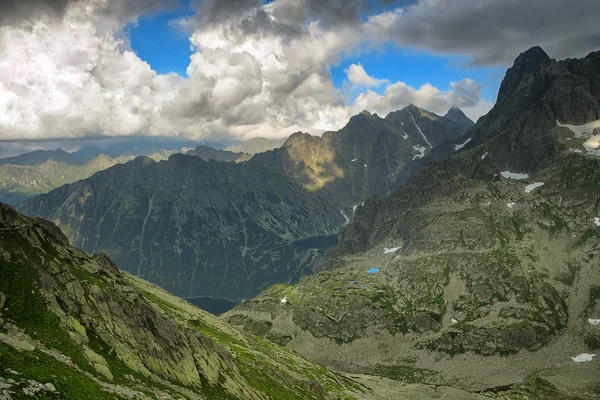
[[224, 47, 600, 397]]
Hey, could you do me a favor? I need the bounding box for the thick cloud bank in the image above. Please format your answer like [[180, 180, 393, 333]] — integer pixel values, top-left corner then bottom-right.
[[0, 0, 597, 141]]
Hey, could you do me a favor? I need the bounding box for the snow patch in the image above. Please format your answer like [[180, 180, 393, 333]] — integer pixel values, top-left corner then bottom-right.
[[571, 353, 596, 363], [501, 171, 529, 180], [525, 182, 545, 193], [280, 297, 289, 304], [570, 149, 583, 153], [451, 318, 458, 324], [341, 210, 350, 224], [507, 202, 516, 208], [364, 164, 368, 168], [481, 152, 488, 160], [401, 131, 408, 140], [351, 159, 358, 162], [413, 146, 426, 160], [558, 119, 600, 155], [594, 217, 600, 227], [384, 247, 400, 254], [588, 319, 600, 326], [481, 202, 491, 207], [557, 119, 600, 137], [409, 112, 433, 148], [352, 201, 365, 215], [454, 138, 472, 151], [366, 268, 380, 274]]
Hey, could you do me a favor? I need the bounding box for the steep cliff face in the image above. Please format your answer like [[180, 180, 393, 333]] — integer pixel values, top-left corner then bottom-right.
[[225, 48, 600, 397], [18, 106, 472, 301], [0, 202, 377, 400], [18, 155, 343, 301]]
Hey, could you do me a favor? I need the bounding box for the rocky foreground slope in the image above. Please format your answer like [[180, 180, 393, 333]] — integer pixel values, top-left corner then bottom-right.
[[0, 202, 364, 399], [18, 105, 472, 301], [0, 202, 524, 400], [225, 47, 600, 398]]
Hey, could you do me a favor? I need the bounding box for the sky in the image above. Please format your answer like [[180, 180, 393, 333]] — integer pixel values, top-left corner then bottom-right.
[[0, 0, 599, 156]]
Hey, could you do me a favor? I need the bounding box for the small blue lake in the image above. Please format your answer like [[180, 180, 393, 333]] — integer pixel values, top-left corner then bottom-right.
[[366, 268, 380, 274]]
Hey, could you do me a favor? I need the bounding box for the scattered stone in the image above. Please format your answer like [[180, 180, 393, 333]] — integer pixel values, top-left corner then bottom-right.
[[43, 383, 56, 392], [0, 379, 12, 390]]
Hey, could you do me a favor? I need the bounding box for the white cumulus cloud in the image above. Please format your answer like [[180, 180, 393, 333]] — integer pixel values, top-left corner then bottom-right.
[[345, 64, 388, 87]]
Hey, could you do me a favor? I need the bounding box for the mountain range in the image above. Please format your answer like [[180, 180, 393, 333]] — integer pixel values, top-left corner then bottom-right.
[[0, 140, 275, 206], [225, 137, 287, 155], [18, 105, 473, 301]]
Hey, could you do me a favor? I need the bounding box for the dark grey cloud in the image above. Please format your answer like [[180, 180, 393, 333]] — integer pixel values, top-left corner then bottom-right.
[[0, 0, 71, 24], [185, 0, 407, 38], [0, 0, 179, 26], [386, 0, 600, 65]]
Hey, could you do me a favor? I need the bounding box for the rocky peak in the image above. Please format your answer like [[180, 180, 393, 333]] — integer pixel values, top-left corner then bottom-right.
[[360, 109, 372, 117], [514, 46, 550, 69], [282, 131, 313, 148], [497, 46, 552, 104], [444, 107, 474, 127]]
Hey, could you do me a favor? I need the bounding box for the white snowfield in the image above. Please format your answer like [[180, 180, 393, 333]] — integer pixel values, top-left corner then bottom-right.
[[409, 112, 433, 148], [558, 119, 600, 156], [341, 210, 350, 224], [454, 138, 472, 151], [352, 201, 365, 215], [571, 353, 596, 363], [525, 182, 545, 193], [413, 146, 426, 160], [501, 171, 530, 180], [383, 247, 400, 254]]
